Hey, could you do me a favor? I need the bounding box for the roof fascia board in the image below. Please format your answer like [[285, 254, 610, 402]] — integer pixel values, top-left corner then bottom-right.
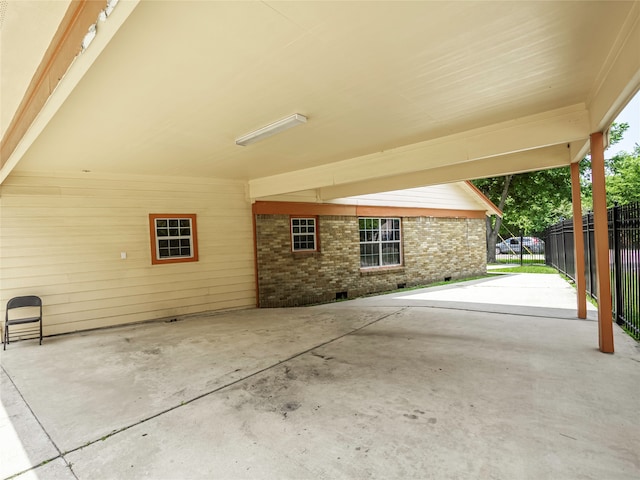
[[316, 144, 570, 203], [460, 181, 503, 217], [249, 108, 585, 199], [0, 0, 141, 185], [0, 0, 105, 170], [0, 0, 107, 170]]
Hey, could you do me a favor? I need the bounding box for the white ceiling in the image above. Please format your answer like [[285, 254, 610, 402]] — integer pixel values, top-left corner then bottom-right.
[[2, 1, 640, 197], [0, 0, 69, 135]]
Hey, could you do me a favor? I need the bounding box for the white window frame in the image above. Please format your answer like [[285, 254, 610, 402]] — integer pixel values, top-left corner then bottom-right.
[[359, 217, 402, 268], [291, 217, 318, 252]]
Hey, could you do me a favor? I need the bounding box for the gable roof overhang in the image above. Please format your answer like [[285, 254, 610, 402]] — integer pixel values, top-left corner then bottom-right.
[[1, 1, 639, 198]]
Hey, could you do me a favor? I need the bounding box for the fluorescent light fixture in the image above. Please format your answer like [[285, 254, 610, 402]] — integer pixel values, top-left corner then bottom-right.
[[236, 113, 307, 146]]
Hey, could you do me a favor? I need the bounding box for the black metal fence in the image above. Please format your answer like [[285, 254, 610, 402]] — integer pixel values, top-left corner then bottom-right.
[[494, 235, 546, 265], [544, 203, 640, 340]]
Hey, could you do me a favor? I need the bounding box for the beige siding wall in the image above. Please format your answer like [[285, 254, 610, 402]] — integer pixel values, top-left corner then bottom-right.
[[327, 183, 485, 210], [0, 172, 255, 335], [256, 183, 494, 213]]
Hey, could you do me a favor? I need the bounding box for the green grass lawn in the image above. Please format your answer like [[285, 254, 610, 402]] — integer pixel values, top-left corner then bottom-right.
[[489, 265, 558, 274], [614, 271, 640, 340], [494, 258, 547, 265]]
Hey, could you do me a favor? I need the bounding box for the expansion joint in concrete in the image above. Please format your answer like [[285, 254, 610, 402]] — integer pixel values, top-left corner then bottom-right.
[[6, 307, 407, 476], [1, 364, 78, 480]]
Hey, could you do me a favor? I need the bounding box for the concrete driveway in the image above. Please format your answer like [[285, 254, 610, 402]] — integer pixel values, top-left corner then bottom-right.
[[2, 273, 639, 479]]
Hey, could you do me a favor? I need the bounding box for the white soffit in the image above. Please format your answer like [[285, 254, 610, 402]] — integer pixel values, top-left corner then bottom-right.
[[0, 0, 71, 137], [5, 1, 639, 193]]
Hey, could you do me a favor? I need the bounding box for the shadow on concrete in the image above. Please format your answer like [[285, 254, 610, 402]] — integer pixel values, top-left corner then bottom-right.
[[2, 274, 638, 480]]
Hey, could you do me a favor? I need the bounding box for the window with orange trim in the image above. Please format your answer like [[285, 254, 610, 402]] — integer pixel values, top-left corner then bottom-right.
[[149, 214, 198, 265]]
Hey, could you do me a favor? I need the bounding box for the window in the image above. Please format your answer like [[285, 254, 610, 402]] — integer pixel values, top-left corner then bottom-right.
[[291, 217, 317, 252], [149, 214, 198, 265], [359, 218, 401, 268]]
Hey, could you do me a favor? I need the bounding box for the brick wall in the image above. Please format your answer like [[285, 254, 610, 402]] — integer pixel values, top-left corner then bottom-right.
[[256, 214, 486, 307]]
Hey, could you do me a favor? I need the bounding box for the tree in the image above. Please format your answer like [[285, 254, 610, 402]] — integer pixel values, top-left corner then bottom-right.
[[473, 122, 632, 262], [606, 144, 640, 206], [473, 175, 512, 262], [579, 122, 630, 210], [473, 169, 571, 262]]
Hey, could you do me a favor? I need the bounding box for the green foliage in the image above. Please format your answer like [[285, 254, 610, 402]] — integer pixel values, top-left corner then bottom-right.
[[580, 122, 630, 209], [492, 257, 547, 265], [609, 122, 628, 146], [471, 177, 508, 208], [473, 168, 572, 235], [489, 265, 558, 274], [605, 144, 640, 206], [473, 122, 637, 238]]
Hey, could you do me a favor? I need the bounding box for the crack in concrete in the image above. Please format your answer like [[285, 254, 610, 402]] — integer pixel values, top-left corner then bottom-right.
[[367, 302, 598, 322], [1, 365, 79, 480], [4, 306, 407, 477]]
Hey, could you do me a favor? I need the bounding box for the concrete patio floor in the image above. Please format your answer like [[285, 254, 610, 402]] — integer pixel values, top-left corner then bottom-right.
[[2, 273, 639, 479]]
